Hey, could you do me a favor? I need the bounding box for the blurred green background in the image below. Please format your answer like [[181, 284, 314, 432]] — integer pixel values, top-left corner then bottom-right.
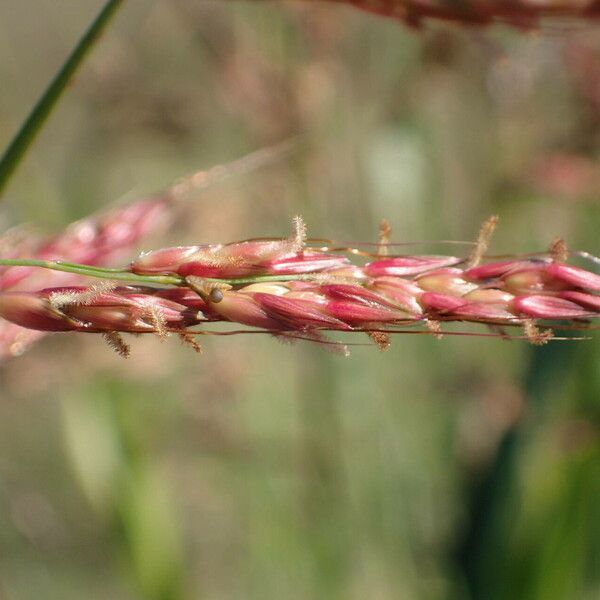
[[0, 1, 599, 598]]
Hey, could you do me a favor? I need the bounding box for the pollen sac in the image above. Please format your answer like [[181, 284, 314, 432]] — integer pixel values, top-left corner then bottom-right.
[[365, 256, 461, 277]]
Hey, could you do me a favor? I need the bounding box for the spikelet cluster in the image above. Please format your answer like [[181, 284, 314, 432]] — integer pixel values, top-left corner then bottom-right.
[[1, 217, 599, 356], [0, 197, 171, 359]]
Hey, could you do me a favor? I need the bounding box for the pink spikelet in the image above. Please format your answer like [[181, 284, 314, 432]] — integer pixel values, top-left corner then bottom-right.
[[0, 144, 301, 360], [1, 216, 599, 356], [0, 196, 171, 360]]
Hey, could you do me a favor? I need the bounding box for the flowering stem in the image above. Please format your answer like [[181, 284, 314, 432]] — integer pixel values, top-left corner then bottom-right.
[[0, 258, 182, 286], [0, 258, 340, 286], [0, 0, 124, 197], [0, 258, 326, 287]]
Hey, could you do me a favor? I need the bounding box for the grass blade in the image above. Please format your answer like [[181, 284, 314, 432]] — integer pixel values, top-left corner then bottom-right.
[[0, 0, 124, 197]]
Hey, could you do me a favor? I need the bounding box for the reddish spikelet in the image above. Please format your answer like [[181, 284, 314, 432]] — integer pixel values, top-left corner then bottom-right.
[[0, 287, 204, 334], [132, 246, 210, 275], [365, 256, 460, 277], [252, 293, 353, 331], [318, 284, 400, 308], [546, 263, 600, 291], [452, 302, 516, 322], [502, 265, 567, 295], [263, 253, 349, 275], [133, 245, 349, 278], [207, 291, 283, 330], [464, 259, 546, 281], [512, 295, 592, 319], [132, 217, 315, 279], [416, 268, 478, 296], [369, 277, 424, 315], [324, 300, 407, 324], [418, 292, 466, 314], [559, 291, 600, 311], [1, 197, 171, 290], [0, 196, 172, 360], [0, 292, 74, 332], [2, 217, 600, 355]]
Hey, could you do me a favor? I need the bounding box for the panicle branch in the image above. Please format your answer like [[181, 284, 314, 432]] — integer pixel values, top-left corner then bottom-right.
[[0, 142, 295, 360], [1, 216, 599, 357]]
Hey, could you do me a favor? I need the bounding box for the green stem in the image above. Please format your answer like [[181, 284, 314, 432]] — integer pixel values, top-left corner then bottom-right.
[[0, 258, 182, 286], [0, 258, 328, 287], [0, 0, 124, 196]]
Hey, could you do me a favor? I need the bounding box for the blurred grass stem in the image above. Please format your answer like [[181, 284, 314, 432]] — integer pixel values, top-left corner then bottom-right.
[[0, 0, 124, 197], [0, 258, 182, 286]]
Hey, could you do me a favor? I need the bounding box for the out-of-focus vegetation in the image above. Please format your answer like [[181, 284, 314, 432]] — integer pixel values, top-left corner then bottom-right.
[[0, 2, 599, 599]]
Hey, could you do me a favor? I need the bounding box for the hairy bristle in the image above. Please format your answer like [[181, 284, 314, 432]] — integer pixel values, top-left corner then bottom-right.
[[102, 331, 131, 357], [467, 215, 499, 268], [523, 319, 554, 346], [282, 330, 350, 357], [48, 290, 82, 310], [426, 319, 443, 339], [178, 331, 203, 353], [50, 280, 117, 310], [290, 215, 307, 253], [377, 219, 392, 256], [143, 305, 169, 340], [273, 332, 297, 346], [367, 330, 391, 351], [549, 238, 568, 263], [201, 252, 245, 269]]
